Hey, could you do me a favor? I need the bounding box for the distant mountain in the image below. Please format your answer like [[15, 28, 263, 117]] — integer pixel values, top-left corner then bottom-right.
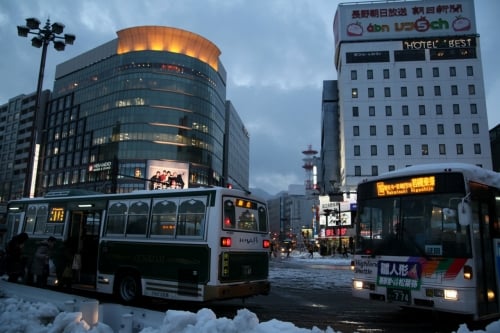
[[249, 188, 274, 200]]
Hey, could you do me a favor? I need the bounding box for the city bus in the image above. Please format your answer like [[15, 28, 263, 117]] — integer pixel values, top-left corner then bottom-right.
[[351, 163, 500, 320], [4, 187, 271, 303]]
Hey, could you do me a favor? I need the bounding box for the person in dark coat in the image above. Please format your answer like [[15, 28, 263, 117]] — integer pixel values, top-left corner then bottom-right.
[[30, 236, 56, 287], [5, 232, 29, 282]]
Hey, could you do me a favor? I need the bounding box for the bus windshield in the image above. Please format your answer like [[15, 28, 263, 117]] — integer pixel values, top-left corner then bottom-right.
[[356, 193, 472, 258]]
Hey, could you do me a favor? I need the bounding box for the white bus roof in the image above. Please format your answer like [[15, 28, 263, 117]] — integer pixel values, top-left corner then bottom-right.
[[360, 163, 500, 189]]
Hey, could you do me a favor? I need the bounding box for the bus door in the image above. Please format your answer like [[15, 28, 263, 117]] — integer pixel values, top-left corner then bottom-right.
[[471, 194, 499, 317], [68, 210, 102, 287], [2, 212, 24, 250]]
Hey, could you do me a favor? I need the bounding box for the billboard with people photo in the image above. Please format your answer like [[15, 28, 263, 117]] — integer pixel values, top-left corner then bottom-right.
[[146, 160, 189, 190]]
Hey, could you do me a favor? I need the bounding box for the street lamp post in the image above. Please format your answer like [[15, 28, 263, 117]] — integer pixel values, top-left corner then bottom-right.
[[17, 18, 75, 197]]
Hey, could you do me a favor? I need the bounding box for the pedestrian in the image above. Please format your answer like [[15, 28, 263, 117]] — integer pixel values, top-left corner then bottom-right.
[[342, 245, 349, 258], [30, 236, 56, 287], [4, 232, 29, 283], [308, 243, 314, 258]]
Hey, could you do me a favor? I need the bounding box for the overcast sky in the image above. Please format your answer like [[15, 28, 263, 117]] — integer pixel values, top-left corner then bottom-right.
[[0, 0, 498, 196]]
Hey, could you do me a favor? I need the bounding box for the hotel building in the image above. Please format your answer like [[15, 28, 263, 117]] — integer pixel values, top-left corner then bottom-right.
[[327, 0, 492, 194]]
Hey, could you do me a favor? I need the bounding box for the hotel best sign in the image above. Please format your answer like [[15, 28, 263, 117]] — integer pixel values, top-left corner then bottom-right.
[[334, 0, 476, 44]]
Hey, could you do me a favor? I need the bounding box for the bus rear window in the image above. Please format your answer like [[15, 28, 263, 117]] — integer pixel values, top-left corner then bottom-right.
[[223, 198, 268, 232]]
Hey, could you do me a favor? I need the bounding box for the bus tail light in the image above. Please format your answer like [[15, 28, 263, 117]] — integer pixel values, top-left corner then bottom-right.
[[463, 265, 473, 280], [221, 237, 232, 247], [263, 239, 270, 248]]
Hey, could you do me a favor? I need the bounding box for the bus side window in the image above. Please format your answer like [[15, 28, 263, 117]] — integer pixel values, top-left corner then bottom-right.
[[177, 199, 206, 237], [105, 202, 127, 235], [25, 205, 38, 233], [151, 200, 177, 236], [34, 205, 48, 234], [126, 201, 149, 236], [223, 200, 235, 229]]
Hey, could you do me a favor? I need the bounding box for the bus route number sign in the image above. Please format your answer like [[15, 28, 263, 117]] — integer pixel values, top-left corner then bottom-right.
[[387, 288, 411, 304]]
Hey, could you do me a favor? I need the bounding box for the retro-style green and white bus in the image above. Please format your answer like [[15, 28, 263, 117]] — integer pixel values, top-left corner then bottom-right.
[[4, 187, 271, 303]]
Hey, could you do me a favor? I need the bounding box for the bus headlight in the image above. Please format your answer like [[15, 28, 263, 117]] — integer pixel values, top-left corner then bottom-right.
[[353, 280, 364, 290], [444, 289, 458, 300]]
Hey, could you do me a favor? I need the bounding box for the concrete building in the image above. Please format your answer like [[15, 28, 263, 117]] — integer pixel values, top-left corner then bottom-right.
[[328, 0, 492, 193], [0, 90, 50, 200]]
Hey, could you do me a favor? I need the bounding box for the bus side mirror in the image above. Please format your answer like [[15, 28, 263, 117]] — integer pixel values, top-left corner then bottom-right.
[[457, 201, 471, 226]]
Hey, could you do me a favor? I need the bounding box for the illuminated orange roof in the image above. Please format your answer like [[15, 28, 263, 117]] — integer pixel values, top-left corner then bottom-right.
[[116, 26, 220, 71]]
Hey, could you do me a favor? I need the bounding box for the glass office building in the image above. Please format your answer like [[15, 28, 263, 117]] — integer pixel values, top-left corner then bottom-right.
[[42, 26, 230, 193]]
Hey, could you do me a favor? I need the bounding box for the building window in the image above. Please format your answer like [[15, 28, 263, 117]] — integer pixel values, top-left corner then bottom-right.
[[403, 124, 410, 135], [383, 69, 390, 79], [351, 70, 357, 80], [439, 144, 446, 155], [384, 87, 391, 97], [402, 105, 409, 116], [419, 105, 425, 115], [420, 124, 427, 135], [352, 88, 358, 98], [387, 125, 393, 136], [436, 104, 443, 115], [355, 166, 361, 176], [468, 84, 475, 95], [352, 106, 359, 117], [453, 104, 460, 114], [368, 88, 374, 97], [401, 86, 407, 97], [370, 125, 376, 136], [432, 67, 439, 77], [451, 85, 458, 95], [474, 143, 481, 154], [369, 106, 375, 116], [367, 69, 373, 80], [472, 123, 479, 134], [400, 68, 406, 78], [371, 165, 378, 176], [354, 145, 360, 156], [456, 144, 463, 155], [422, 144, 428, 155], [470, 104, 477, 114], [385, 105, 392, 116], [416, 68, 423, 78], [466, 66, 473, 76], [353, 126, 359, 136], [434, 86, 441, 96], [437, 124, 444, 135], [371, 145, 377, 156], [388, 165, 395, 172], [449, 66, 456, 77], [387, 145, 394, 155], [417, 86, 424, 96], [454, 124, 461, 134], [405, 145, 411, 155]]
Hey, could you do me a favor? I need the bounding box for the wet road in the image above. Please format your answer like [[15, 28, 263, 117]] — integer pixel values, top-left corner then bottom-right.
[[165, 258, 492, 333]]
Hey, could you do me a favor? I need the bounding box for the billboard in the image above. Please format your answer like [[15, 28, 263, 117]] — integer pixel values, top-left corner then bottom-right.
[[334, 0, 476, 45], [146, 160, 189, 190]]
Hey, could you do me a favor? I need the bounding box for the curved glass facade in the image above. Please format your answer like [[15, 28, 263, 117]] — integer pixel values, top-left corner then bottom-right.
[[41, 27, 228, 194]]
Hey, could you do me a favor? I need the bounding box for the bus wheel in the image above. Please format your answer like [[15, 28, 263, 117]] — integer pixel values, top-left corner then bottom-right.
[[116, 273, 142, 304]]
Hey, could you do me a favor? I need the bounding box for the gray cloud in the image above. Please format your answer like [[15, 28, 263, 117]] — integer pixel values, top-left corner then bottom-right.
[[1, 0, 498, 195]]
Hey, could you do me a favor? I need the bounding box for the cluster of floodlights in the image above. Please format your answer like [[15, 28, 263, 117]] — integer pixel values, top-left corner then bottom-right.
[[17, 17, 75, 51]]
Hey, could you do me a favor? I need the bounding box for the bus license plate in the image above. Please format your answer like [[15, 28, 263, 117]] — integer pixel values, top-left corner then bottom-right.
[[387, 288, 411, 303]]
